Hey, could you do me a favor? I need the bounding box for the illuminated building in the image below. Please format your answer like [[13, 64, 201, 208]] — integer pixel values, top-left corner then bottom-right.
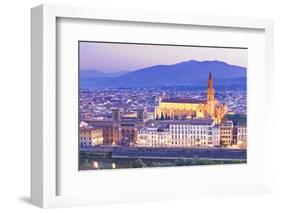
[[136, 119, 220, 148], [237, 126, 247, 149], [137, 124, 171, 147], [79, 127, 103, 146], [232, 126, 238, 145], [219, 121, 233, 146], [120, 118, 145, 146], [155, 73, 228, 123], [170, 119, 220, 147], [85, 120, 121, 145], [84, 108, 147, 145]]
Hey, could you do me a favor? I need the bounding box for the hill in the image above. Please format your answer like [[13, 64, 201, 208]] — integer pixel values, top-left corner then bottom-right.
[[80, 60, 246, 88]]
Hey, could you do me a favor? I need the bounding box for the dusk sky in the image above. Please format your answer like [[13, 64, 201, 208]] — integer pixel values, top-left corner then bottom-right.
[[79, 42, 247, 73]]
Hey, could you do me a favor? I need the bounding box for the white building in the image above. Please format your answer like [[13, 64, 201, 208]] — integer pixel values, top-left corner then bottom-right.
[[136, 125, 171, 147], [237, 126, 247, 148], [170, 119, 220, 147], [212, 125, 221, 147], [136, 119, 220, 148]]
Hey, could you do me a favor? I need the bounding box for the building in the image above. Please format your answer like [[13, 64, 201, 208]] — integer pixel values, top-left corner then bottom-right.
[[146, 111, 155, 120], [120, 117, 145, 146], [137, 107, 148, 121], [232, 126, 238, 145], [79, 127, 103, 146], [155, 73, 228, 123], [137, 124, 171, 147], [136, 118, 220, 148], [220, 121, 233, 146], [237, 126, 247, 149], [170, 119, 220, 147], [85, 120, 121, 145], [84, 108, 147, 145], [112, 108, 123, 122]]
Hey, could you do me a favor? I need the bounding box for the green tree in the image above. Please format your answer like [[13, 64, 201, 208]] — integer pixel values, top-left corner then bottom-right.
[[223, 114, 247, 126], [130, 159, 146, 168], [175, 158, 191, 166]]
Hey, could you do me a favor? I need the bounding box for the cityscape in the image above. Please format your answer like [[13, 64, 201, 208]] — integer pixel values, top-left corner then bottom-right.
[[79, 42, 247, 170]]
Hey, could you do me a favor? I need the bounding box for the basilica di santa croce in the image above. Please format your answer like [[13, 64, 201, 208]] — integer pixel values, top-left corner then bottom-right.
[[155, 73, 228, 124]]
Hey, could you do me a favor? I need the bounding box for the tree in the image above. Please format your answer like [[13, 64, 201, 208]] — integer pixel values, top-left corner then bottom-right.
[[175, 158, 191, 166], [130, 159, 146, 168], [223, 114, 247, 126]]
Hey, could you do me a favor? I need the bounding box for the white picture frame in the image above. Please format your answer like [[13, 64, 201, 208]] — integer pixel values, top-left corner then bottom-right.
[[31, 4, 274, 208]]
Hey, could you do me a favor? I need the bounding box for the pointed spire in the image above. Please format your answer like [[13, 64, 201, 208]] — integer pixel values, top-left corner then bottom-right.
[[207, 71, 213, 90], [209, 72, 212, 80]]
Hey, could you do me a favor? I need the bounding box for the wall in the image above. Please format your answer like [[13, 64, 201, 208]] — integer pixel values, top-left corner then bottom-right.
[[0, 0, 280, 212]]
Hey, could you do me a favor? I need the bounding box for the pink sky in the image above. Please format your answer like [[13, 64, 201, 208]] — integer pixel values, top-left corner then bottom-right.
[[79, 42, 247, 73]]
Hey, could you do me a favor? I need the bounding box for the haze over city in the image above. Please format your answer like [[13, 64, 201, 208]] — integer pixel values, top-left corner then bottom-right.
[[79, 42, 248, 73]]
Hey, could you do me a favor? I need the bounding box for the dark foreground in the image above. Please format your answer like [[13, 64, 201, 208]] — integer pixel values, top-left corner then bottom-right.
[[79, 146, 247, 170]]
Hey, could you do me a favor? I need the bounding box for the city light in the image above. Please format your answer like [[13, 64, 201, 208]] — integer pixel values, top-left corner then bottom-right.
[[93, 161, 99, 169], [112, 163, 116, 169]]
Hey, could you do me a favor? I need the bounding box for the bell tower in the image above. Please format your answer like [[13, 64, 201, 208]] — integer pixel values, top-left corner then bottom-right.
[[207, 72, 215, 116]]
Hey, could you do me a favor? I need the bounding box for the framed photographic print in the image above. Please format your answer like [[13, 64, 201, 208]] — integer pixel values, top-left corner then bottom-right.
[[31, 4, 274, 208], [78, 41, 247, 171]]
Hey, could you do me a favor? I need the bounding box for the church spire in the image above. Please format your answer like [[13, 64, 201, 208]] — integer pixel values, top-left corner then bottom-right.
[[208, 72, 213, 89], [209, 72, 212, 80], [207, 72, 215, 116]]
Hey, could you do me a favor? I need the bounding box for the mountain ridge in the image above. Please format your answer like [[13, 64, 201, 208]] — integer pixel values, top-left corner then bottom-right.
[[80, 60, 247, 88]]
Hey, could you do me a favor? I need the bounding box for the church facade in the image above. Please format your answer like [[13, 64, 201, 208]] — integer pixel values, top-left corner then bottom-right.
[[155, 73, 228, 124]]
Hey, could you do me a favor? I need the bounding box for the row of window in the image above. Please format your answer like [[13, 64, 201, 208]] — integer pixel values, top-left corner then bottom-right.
[[149, 136, 169, 139], [137, 144, 169, 147], [171, 130, 209, 134], [138, 140, 170, 144], [238, 129, 247, 133], [220, 131, 232, 135], [170, 125, 209, 130], [80, 142, 100, 146], [221, 136, 232, 139], [137, 142, 213, 147], [172, 135, 207, 140], [139, 131, 169, 135], [80, 137, 92, 140]]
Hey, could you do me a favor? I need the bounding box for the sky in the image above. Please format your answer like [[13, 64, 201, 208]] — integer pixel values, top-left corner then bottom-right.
[[79, 42, 248, 73]]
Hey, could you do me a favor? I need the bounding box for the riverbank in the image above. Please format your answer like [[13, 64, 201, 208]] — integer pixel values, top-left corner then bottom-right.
[[79, 145, 247, 170], [80, 145, 247, 160], [79, 156, 246, 170]]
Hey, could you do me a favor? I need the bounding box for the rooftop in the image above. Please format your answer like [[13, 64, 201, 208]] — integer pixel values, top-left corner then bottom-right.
[[170, 118, 215, 125], [80, 126, 103, 131], [161, 98, 206, 104], [140, 123, 170, 131]]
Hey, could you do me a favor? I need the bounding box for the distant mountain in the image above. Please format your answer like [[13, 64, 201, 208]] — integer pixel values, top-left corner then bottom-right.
[[80, 77, 109, 88], [80, 69, 106, 78], [105, 70, 132, 77], [80, 69, 131, 78], [212, 77, 246, 86], [80, 60, 246, 88]]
